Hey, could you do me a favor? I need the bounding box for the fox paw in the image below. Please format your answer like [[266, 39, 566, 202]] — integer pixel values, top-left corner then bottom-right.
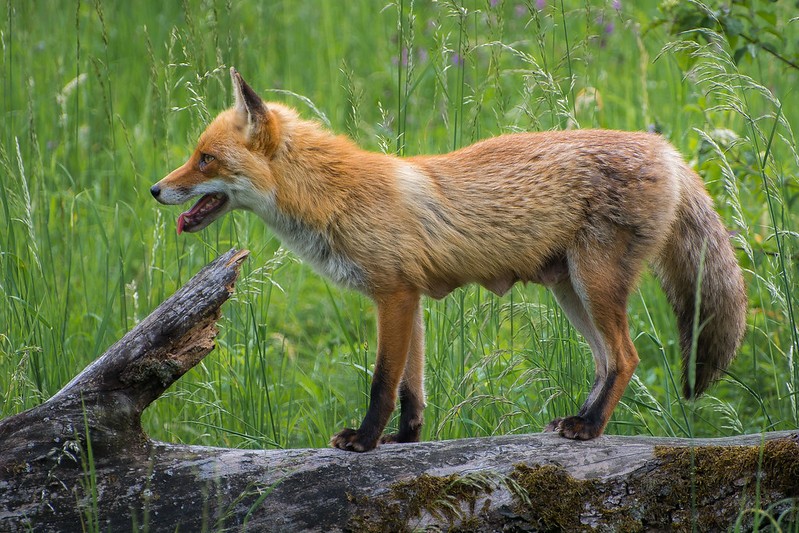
[[379, 433, 401, 445], [330, 428, 378, 452], [379, 432, 420, 445], [544, 416, 603, 440]]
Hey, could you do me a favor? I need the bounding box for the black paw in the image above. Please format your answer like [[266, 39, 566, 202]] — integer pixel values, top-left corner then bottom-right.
[[379, 433, 401, 444], [379, 431, 421, 445], [330, 428, 379, 452], [544, 416, 603, 440]]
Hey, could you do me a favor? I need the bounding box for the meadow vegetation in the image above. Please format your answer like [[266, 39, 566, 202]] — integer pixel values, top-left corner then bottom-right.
[[2, 0, 797, 473]]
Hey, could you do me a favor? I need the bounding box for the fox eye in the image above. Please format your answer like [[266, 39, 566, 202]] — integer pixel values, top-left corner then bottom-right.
[[199, 153, 216, 169]]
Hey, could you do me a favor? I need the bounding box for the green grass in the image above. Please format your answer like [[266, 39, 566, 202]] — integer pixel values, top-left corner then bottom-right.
[[2, 0, 798, 463]]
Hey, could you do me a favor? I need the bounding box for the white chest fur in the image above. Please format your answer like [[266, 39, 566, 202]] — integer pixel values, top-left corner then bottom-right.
[[253, 190, 367, 292]]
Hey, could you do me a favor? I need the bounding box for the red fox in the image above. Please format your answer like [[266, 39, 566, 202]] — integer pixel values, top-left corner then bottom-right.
[[152, 68, 746, 452]]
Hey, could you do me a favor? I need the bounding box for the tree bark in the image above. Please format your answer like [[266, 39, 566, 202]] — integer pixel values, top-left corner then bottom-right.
[[1, 248, 797, 532]]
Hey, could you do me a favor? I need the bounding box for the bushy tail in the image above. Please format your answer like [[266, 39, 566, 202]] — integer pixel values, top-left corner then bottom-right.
[[652, 164, 747, 398]]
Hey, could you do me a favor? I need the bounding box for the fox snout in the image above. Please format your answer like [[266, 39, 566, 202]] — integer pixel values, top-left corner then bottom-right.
[[150, 175, 232, 234], [150, 181, 180, 205]]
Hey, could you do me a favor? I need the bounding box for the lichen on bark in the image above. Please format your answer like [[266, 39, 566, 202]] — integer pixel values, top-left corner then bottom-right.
[[348, 438, 799, 532]]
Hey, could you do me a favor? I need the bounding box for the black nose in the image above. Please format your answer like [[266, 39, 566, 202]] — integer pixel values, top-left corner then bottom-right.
[[150, 185, 161, 198]]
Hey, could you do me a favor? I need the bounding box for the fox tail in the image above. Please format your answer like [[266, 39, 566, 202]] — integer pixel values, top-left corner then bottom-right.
[[652, 163, 747, 398]]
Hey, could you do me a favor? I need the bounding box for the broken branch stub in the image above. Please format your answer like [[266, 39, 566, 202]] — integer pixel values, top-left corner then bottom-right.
[[0, 248, 249, 462]]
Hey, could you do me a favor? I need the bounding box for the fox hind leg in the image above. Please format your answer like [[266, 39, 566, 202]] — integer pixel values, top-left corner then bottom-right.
[[544, 237, 643, 440], [548, 278, 610, 437]]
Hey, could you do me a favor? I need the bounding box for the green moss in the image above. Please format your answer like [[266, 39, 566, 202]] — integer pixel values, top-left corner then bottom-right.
[[347, 438, 799, 532], [653, 437, 799, 498], [509, 464, 598, 531], [390, 472, 495, 522], [348, 472, 497, 532], [645, 438, 799, 529]]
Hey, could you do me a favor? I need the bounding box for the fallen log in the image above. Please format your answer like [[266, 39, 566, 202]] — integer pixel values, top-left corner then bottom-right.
[[0, 248, 797, 532]]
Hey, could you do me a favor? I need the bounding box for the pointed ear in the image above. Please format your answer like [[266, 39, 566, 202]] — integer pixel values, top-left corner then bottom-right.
[[230, 67, 268, 128]]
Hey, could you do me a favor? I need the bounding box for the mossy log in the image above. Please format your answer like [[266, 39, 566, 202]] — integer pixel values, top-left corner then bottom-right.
[[1, 248, 797, 532]]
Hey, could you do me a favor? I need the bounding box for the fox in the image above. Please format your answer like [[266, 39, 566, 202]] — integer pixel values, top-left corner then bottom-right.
[[151, 68, 747, 452]]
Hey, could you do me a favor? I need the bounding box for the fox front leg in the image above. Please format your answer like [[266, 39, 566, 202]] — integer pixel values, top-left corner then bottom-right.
[[330, 289, 420, 452], [380, 302, 425, 445]]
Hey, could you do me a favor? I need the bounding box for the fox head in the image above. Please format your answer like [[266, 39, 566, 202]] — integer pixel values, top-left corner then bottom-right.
[[151, 68, 285, 234]]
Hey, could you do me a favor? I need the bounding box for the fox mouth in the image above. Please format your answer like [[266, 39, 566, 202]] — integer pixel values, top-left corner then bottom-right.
[[177, 193, 229, 234]]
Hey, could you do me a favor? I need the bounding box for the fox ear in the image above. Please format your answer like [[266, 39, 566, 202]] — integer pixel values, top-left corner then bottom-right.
[[230, 67, 268, 129]]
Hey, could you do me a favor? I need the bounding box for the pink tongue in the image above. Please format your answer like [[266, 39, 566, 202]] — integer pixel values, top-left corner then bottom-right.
[[177, 213, 187, 234], [176, 195, 216, 235]]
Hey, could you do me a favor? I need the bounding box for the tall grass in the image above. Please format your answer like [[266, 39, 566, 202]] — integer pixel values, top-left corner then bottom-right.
[[1, 0, 797, 459]]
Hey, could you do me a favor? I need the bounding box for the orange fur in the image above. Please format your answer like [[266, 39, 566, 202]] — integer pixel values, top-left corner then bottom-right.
[[152, 68, 747, 451]]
